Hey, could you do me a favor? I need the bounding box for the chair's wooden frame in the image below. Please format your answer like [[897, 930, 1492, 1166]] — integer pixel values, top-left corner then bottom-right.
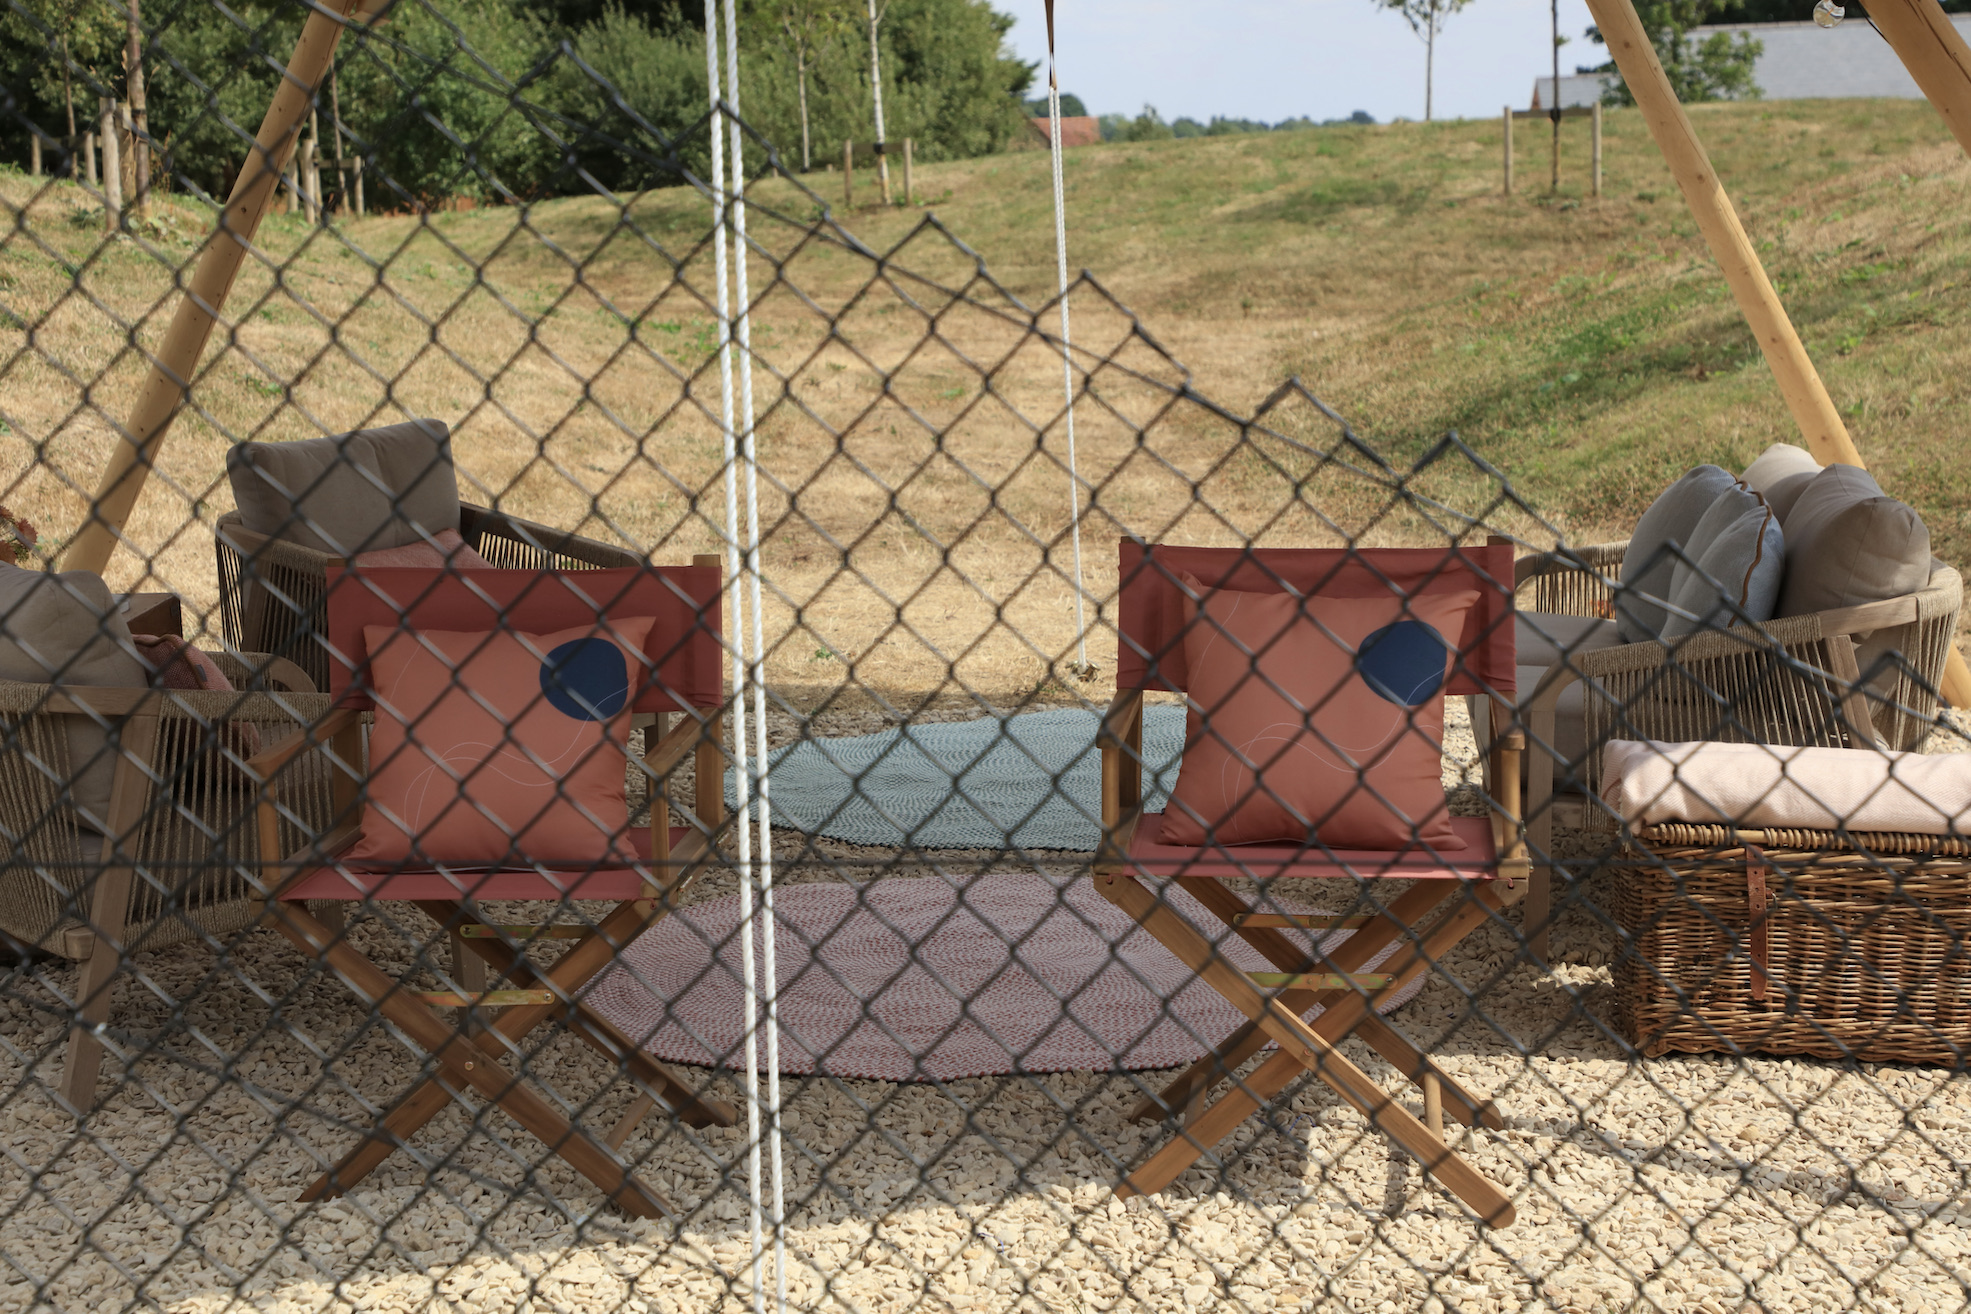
[[250, 557, 737, 1219], [1093, 545, 1528, 1227], [0, 653, 326, 1111]]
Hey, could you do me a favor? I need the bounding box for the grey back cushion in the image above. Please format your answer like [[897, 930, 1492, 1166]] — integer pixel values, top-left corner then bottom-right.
[[0, 567, 148, 835], [1660, 487, 1784, 639], [226, 419, 460, 555], [1618, 464, 1737, 642], [1740, 442, 1820, 495], [1760, 469, 1815, 524], [1778, 463, 1932, 617]]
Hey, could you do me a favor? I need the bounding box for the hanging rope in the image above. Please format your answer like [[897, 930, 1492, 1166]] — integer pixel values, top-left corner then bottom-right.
[[1043, 0, 1090, 676], [703, 10, 783, 1314], [720, 0, 786, 1309]]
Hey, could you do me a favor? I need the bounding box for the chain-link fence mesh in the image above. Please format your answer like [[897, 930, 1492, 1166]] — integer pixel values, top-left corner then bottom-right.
[[5, 2, 1971, 1311]]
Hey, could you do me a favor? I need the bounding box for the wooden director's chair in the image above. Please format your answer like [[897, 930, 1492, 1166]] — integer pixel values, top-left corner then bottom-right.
[[250, 560, 736, 1218], [1095, 540, 1527, 1228]]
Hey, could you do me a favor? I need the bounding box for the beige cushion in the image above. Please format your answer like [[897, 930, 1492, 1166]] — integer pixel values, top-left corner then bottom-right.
[[1740, 442, 1819, 495], [1661, 488, 1783, 639], [0, 567, 148, 834], [1604, 739, 1971, 834], [1777, 464, 1930, 617], [1515, 612, 1620, 668], [227, 419, 460, 555], [1761, 470, 1815, 523], [1619, 465, 1737, 643]]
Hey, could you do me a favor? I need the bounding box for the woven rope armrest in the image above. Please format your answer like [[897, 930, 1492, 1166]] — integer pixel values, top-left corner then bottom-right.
[[1514, 541, 1626, 618], [460, 504, 642, 569]]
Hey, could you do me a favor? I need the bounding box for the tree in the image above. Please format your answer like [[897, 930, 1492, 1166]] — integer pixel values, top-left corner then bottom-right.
[[755, 0, 854, 170], [1588, 0, 1763, 104], [1375, 0, 1474, 122]]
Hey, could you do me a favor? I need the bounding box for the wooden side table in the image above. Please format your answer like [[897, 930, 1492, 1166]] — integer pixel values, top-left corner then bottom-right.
[[118, 592, 183, 638]]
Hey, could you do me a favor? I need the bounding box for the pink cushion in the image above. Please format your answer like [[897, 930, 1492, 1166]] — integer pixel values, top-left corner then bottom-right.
[[131, 635, 231, 691], [346, 617, 655, 869], [351, 528, 494, 571], [1159, 578, 1477, 851]]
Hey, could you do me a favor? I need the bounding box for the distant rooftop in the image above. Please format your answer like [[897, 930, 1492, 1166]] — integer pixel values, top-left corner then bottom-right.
[[1535, 15, 1971, 108]]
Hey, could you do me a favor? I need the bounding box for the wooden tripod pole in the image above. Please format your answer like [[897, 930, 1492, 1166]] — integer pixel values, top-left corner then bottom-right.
[[1583, 0, 1861, 467], [1859, 0, 1971, 704], [1866, 0, 1971, 157], [1585, 0, 1971, 708], [63, 0, 367, 575]]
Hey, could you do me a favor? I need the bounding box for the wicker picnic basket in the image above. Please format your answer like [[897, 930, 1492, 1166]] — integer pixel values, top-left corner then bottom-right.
[[1611, 823, 1971, 1066]]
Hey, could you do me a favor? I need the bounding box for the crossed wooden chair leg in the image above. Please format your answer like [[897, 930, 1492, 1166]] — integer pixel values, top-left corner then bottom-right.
[[267, 864, 734, 1219], [1097, 871, 1521, 1228]]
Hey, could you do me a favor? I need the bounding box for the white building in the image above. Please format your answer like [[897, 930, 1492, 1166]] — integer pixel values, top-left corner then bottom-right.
[[1534, 14, 1971, 108]]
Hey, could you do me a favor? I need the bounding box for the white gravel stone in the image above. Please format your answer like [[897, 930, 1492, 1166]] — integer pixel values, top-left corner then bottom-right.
[[4, 700, 1969, 1312]]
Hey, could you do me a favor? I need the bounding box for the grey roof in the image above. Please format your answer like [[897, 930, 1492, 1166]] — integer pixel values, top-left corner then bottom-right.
[[1533, 75, 1614, 110], [1691, 16, 1971, 99]]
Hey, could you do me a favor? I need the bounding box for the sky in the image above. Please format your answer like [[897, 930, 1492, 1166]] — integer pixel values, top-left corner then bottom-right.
[[995, 0, 1604, 126]]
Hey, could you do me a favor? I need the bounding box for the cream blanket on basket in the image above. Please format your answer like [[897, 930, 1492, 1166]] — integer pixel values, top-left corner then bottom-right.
[[1602, 739, 1971, 835]]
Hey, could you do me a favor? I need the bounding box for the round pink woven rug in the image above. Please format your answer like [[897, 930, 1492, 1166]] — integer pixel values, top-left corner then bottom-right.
[[587, 873, 1423, 1082]]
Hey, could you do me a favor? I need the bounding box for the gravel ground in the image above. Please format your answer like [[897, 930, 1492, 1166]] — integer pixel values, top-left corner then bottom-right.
[[3, 705, 1970, 1314]]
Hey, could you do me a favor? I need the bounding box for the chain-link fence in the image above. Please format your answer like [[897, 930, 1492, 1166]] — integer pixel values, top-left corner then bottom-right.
[[5, 2, 1971, 1311]]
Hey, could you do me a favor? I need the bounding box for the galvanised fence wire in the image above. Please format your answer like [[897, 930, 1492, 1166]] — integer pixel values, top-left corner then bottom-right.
[[2, 2, 1971, 1312]]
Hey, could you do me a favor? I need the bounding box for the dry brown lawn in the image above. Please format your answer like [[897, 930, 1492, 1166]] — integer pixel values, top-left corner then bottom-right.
[[4, 98, 1968, 706]]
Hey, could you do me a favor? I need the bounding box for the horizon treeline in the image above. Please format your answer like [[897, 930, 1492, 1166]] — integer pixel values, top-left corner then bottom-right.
[[0, 0, 1035, 208]]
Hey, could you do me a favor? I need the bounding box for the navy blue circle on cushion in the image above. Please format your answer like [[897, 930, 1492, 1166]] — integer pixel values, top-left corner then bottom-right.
[[1358, 620, 1451, 708], [540, 638, 630, 720]]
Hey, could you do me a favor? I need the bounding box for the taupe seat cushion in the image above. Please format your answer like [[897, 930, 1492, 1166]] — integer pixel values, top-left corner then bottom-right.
[[1778, 464, 1931, 618], [1515, 611, 1620, 668], [1517, 664, 1589, 780], [226, 419, 460, 556], [1512, 612, 1622, 792], [0, 567, 147, 834]]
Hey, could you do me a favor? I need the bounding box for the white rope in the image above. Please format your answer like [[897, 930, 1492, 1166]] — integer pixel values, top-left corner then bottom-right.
[[719, 1, 785, 1310], [1044, 15, 1088, 672], [701, 12, 772, 1314]]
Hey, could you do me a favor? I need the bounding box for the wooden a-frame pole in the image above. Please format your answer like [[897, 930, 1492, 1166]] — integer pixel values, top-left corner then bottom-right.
[[1584, 0, 1971, 708], [63, 0, 379, 576], [1866, 0, 1971, 158]]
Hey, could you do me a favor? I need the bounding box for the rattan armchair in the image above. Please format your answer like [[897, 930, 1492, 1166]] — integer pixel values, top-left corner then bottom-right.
[[215, 503, 642, 689], [0, 652, 332, 1109], [1501, 541, 1962, 952]]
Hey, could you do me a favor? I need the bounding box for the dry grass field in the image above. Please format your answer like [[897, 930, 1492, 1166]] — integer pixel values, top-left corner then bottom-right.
[[3, 97, 1968, 707]]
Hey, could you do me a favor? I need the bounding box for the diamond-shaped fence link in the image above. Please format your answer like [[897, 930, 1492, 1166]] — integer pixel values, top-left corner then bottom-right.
[[4, 2, 1971, 1311]]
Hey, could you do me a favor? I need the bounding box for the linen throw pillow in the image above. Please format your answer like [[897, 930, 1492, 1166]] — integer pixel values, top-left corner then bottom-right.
[[348, 617, 655, 868], [1659, 484, 1783, 639], [1777, 464, 1932, 617], [1160, 579, 1478, 851], [1618, 465, 1739, 643]]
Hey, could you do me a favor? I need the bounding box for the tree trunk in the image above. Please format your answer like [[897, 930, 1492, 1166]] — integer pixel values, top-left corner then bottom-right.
[[126, 0, 148, 214], [62, 34, 76, 178], [330, 59, 348, 214], [867, 0, 890, 203], [797, 47, 811, 171], [1425, 3, 1436, 122]]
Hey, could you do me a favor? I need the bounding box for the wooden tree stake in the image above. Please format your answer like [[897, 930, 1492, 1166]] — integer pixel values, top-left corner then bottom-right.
[[1586, 0, 1971, 708], [1502, 107, 1513, 196]]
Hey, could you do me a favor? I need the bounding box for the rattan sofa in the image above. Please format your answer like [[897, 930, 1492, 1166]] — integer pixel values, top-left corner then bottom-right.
[[0, 651, 332, 1109], [1489, 540, 1963, 953], [215, 503, 642, 690]]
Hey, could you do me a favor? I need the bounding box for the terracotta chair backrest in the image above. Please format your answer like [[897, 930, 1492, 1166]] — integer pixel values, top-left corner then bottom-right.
[[324, 565, 723, 715], [1114, 540, 1516, 699]]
